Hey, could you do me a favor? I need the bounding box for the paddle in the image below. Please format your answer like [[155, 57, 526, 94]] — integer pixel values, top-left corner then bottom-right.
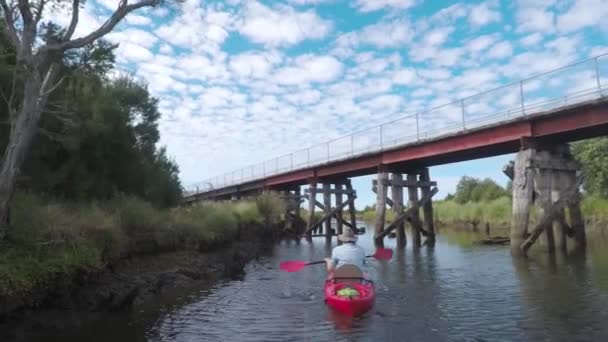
[[279, 248, 393, 273]]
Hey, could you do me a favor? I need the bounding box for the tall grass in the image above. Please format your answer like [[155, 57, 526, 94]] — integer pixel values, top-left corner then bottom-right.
[[357, 195, 608, 232], [0, 192, 284, 297]]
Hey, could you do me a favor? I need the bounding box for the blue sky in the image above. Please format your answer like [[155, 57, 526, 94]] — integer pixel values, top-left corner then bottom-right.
[[51, 0, 608, 206]]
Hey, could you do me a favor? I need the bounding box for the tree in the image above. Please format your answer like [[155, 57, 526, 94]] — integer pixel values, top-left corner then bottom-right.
[[453, 176, 508, 203], [0, 0, 170, 239], [572, 138, 608, 198]]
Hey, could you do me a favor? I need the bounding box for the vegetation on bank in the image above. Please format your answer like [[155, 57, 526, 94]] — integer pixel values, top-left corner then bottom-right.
[[0, 192, 284, 297]]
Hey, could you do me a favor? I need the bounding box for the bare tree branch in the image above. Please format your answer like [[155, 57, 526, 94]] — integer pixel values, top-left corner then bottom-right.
[[17, 0, 33, 27], [48, 0, 160, 51], [34, 0, 47, 24], [17, 0, 37, 61], [63, 0, 79, 40], [0, 0, 20, 47], [42, 75, 65, 96]]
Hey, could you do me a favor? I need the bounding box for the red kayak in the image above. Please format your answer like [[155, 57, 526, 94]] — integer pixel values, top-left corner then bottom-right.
[[324, 276, 375, 316]]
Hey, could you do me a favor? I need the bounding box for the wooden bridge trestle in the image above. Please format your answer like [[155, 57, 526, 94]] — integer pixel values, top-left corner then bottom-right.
[[303, 179, 359, 244], [373, 168, 438, 248]]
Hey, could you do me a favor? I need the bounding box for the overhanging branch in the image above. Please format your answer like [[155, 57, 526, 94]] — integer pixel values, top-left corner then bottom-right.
[[64, 0, 79, 40], [47, 0, 160, 51]]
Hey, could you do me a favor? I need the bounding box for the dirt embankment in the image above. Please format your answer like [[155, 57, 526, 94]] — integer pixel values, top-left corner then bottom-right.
[[0, 224, 277, 322]]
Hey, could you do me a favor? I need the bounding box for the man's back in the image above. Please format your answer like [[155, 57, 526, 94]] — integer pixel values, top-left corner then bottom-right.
[[331, 243, 366, 269]]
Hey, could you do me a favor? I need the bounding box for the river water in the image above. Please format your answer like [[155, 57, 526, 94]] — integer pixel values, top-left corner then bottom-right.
[[3, 223, 608, 342]]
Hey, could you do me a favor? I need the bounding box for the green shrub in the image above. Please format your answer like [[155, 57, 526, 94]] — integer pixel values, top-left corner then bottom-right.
[[232, 200, 262, 224], [256, 191, 284, 226]]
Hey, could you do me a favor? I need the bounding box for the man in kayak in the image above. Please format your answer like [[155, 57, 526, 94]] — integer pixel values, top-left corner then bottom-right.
[[324, 228, 366, 275]]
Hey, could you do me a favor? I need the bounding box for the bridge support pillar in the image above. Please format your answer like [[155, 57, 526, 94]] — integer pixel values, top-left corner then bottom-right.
[[506, 141, 585, 256], [303, 179, 359, 244], [282, 187, 304, 237], [373, 168, 438, 248]]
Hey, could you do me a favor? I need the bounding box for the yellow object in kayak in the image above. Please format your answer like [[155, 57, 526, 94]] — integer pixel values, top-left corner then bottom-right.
[[337, 287, 360, 298]]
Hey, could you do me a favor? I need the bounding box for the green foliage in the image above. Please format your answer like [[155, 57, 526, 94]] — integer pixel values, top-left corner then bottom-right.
[[0, 193, 280, 296], [454, 176, 509, 204], [572, 138, 608, 198], [0, 36, 182, 208], [255, 192, 285, 226], [434, 196, 512, 226]]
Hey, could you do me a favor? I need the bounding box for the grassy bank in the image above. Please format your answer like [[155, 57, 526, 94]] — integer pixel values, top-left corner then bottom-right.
[[358, 195, 608, 231], [0, 192, 284, 298]]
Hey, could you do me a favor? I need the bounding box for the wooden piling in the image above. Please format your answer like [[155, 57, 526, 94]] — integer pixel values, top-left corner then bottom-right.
[[407, 173, 421, 248], [323, 183, 332, 244], [534, 151, 556, 253], [346, 180, 357, 234], [391, 173, 406, 248], [335, 183, 344, 244], [306, 180, 316, 241], [551, 169, 568, 253], [294, 186, 301, 222], [510, 149, 534, 256], [375, 172, 388, 248], [420, 168, 435, 245]]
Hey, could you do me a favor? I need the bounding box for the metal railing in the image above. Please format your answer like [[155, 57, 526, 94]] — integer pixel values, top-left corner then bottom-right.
[[184, 52, 608, 196]]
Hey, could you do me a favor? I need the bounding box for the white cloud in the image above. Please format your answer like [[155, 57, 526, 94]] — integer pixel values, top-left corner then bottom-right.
[[520, 32, 543, 46], [354, 0, 418, 12], [116, 42, 154, 62], [423, 27, 453, 47], [107, 28, 158, 48], [125, 14, 153, 26], [557, 0, 608, 33], [238, 1, 332, 46], [469, 2, 501, 27], [467, 34, 499, 53], [229, 51, 281, 79], [359, 20, 413, 48], [393, 68, 416, 85], [487, 41, 513, 59], [516, 1, 556, 33], [289, 0, 333, 4], [274, 55, 343, 85]]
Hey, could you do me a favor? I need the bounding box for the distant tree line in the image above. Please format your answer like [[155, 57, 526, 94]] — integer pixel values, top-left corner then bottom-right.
[[445, 176, 509, 204], [0, 28, 182, 208]]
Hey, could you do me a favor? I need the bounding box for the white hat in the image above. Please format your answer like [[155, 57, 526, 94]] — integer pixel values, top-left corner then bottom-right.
[[338, 228, 357, 242]]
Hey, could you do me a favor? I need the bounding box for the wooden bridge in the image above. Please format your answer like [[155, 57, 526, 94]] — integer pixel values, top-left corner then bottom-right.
[[183, 53, 608, 255]]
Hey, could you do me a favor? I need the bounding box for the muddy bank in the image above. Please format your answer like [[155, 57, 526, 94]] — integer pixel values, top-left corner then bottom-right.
[[0, 225, 277, 323]]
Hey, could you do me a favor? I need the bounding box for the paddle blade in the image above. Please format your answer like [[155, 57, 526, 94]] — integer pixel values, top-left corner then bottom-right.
[[373, 248, 393, 260], [279, 260, 308, 272]]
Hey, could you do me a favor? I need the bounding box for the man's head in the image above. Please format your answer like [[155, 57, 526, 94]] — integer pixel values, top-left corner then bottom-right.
[[338, 228, 357, 243]]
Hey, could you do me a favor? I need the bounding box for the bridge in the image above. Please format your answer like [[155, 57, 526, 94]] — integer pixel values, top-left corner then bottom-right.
[[183, 53, 608, 256]]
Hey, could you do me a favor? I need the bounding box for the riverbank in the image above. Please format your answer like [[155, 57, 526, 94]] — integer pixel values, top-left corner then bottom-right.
[[0, 192, 284, 321], [357, 195, 608, 233]]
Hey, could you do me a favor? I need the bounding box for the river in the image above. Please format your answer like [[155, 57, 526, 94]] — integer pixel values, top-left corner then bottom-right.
[[3, 222, 608, 341]]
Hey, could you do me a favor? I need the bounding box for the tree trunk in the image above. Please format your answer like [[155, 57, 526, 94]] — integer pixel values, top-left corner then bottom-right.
[[0, 75, 44, 239]]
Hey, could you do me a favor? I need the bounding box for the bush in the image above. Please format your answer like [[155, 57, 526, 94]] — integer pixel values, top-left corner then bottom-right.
[[0, 192, 283, 297], [256, 192, 285, 226]]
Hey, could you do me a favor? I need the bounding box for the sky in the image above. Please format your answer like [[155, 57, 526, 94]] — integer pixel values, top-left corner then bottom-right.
[[50, 0, 608, 207]]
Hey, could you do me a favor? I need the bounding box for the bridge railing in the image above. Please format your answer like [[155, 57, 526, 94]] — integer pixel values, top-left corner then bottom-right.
[[186, 52, 608, 195]]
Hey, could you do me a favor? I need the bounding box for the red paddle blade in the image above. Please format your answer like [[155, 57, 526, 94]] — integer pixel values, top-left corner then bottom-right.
[[279, 260, 308, 272], [373, 248, 393, 260]]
